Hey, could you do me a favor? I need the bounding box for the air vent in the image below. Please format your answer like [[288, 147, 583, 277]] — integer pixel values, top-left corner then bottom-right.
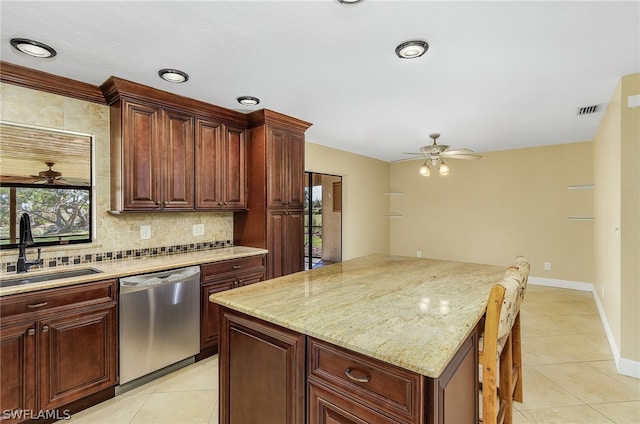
[[577, 104, 602, 116]]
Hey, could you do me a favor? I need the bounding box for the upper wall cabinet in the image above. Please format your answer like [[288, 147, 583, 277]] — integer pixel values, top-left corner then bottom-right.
[[113, 100, 195, 211], [100, 77, 248, 213], [195, 119, 246, 210]]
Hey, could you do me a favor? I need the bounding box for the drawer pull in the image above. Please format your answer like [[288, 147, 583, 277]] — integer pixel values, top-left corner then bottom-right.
[[26, 302, 48, 310], [232, 265, 241, 269], [345, 367, 371, 383], [27, 329, 35, 336], [41, 325, 49, 333]]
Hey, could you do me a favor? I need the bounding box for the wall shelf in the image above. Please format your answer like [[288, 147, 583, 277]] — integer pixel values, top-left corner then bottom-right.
[[384, 214, 403, 219], [568, 217, 594, 221], [384, 192, 404, 196]]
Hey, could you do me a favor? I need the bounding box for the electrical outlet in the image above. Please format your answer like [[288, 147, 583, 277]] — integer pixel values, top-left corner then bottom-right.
[[140, 225, 151, 240], [544, 262, 551, 271], [192, 224, 205, 236], [416, 251, 422, 257]]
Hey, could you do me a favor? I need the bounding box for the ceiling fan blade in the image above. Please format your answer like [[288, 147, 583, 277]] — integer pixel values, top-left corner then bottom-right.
[[58, 177, 90, 187], [391, 156, 426, 163], [441, 148, 474, 155], [1, 175, 41, 183], [440, 153, 483, 160], [401, 152, 427, 156]]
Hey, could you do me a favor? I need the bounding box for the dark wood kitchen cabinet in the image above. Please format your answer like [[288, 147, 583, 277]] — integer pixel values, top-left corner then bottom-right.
[[198, 255, 266, 358], [234, 109, 312, 279], [101, 76, 248, 213], [218, 307, 306, 424], [109, 99, 195, 212], [195, 118, 247, 210], [267, 209, 305, 279], [0, 280, 117, 423]]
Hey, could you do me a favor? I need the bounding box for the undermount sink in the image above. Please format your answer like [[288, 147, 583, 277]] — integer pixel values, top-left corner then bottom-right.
[[0, 268, 103, 288]]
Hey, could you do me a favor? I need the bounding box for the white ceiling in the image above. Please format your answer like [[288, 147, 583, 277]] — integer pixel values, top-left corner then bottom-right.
[[1, 1, 638, 162]]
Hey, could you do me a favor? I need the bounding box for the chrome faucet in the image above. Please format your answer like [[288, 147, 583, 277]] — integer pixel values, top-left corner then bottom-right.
[[17, 213, 42, 273]]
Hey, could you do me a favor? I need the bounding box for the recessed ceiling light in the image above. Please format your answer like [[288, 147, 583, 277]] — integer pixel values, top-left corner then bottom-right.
[[158, 69, 189, 83], [395, 40, 429, 59], [237, 96, 260, 106], [337, 0, 364, 3], [10, 38, 57, 58]]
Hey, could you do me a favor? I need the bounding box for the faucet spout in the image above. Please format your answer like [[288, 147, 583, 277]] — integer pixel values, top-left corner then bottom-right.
[[17, 213, 42, 274]]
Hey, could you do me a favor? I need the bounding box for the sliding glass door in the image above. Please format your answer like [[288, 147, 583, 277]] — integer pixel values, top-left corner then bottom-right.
[[304, 172, 342, 270]]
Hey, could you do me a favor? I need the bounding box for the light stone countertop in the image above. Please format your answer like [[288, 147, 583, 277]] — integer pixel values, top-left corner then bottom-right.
[[209, 254, 505, 378], [0, 246, 267, 296]]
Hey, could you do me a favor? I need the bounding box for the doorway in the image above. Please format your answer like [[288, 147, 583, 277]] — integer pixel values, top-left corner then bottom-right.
[[304, 172, 342, 270]]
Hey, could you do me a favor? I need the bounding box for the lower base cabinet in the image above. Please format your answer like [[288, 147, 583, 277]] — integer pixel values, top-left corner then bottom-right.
[[199, 255, 265, 358], [217, 307, 479, 424], [0, 280, 117, 424]]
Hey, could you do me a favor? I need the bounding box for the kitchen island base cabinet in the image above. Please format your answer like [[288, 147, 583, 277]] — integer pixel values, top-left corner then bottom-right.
[[218, 307, 305, 424], [0, 280, 117, 424], [217, 306, 479, 424]]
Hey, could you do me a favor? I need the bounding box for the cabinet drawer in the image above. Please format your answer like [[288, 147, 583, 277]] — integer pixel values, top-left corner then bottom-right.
[[201, 256, 265, 281], [0, 280, 117, 320], [309, 381, 401, 424], [308, 338, 423, 424]]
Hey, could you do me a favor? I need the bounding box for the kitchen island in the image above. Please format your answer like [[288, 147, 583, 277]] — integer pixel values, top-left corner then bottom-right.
[[210, 254, 506, 423]]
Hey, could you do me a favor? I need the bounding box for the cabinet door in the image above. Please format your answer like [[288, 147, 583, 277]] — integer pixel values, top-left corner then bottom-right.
[[268, 210, 304, 279], [38, 305, 117, 411], [286, 131, 305, 209], [236, 269, 266, 287], [162, 109, 195, 210], [266, 127, 305, 209], [122, 101, 161, 210], [201, 279, 236, 350], [195, 118, 224, 209], [266, 127, 289, 208], [0, 321, 36, 423], [267, 210, 286, 279], [222, 125, 246, 209], [284, 209, 305, 276], [218, 308, 305, 424]]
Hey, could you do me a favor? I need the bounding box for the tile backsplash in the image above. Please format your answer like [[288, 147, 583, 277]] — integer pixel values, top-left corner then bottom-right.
[[1, 239, 232, 273]]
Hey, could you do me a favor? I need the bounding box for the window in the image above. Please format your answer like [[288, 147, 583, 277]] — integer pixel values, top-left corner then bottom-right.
[[0, 122, 93, 248]]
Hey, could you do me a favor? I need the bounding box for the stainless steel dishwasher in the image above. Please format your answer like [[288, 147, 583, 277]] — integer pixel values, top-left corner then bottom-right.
[[119, 266, 200, 386]]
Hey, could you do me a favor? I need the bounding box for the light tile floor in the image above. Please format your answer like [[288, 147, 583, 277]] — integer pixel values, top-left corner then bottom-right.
[[67, 285, 639, 423]]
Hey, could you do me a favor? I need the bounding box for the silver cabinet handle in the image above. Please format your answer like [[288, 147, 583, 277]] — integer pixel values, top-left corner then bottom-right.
[[27, 329, 35, 336], [344, 367, 370, 383], [232, 265, 241, 269], [27, 302, 48, 310], [41, 325, 49, 333]]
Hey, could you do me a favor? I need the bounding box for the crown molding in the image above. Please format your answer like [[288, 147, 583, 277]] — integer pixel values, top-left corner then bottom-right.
[[0, 61, 106, 104]]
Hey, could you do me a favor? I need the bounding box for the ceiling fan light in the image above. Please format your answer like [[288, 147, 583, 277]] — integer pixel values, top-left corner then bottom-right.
[[10, 38, 57, 58], [419, 162, 430, 176], [158, 68, 189, 83], [395, 40, 429, 59], [439, 162, 450, 176]]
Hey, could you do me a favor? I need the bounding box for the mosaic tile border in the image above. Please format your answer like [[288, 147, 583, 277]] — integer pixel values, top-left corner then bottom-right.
[[1, 240, 232, 274]]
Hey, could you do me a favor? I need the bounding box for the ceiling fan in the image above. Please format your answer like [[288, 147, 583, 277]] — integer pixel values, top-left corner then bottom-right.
[[401, 133, 482, 176], [0, 162, 90, 186]]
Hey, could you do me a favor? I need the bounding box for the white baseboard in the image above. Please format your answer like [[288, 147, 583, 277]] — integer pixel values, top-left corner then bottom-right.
[[528, 276, 593, 292], [528, 276, 640, 380]]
